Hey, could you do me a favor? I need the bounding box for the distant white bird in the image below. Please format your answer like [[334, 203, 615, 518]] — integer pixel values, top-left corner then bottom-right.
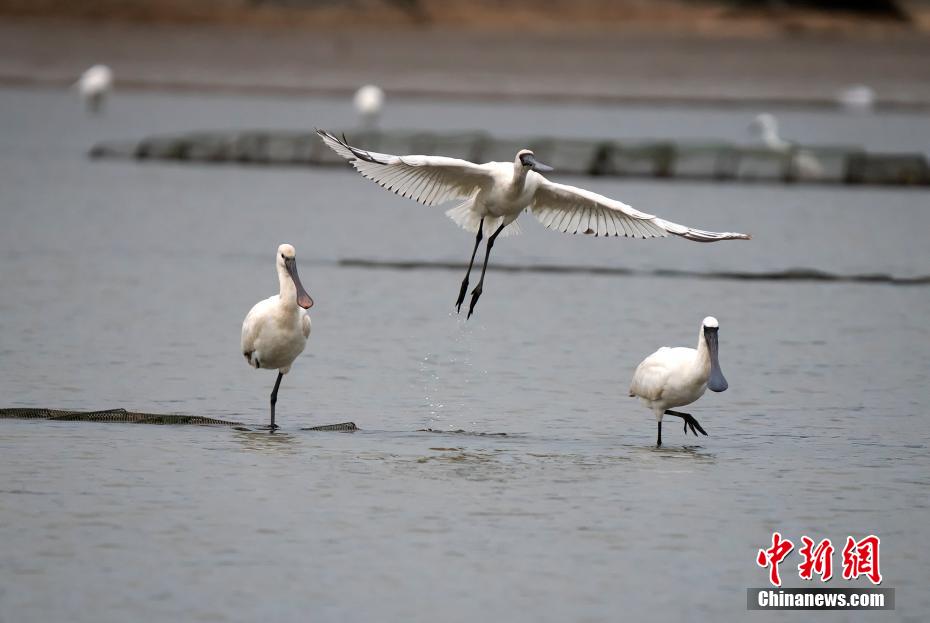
[[837, 85, 875, 113], [74, 65, 113, 114], [241, 244, 314, 429], [748, 113, 823, 180], [629, 316, 729, 447], [317, 129, 751, 318], [353, 85, 385, 130]]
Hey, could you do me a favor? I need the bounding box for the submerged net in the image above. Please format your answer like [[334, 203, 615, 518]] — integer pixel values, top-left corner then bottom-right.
[[0, 408, 358, 431], [302, 422, 358, 431], [0, 408, 241, 425]]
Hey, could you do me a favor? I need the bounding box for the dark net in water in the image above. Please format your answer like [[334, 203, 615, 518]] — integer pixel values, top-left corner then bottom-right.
[[0, 408, 358, 431], [0, 408, 242, 425]]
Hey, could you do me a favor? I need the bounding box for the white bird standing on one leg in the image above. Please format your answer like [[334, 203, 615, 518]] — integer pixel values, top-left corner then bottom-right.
[[747, 113, 823, 180], [629, 317, 730, 447], [74, 65, 113, 114], [241, 244, 314, 430], [317, 130, 751, 318]]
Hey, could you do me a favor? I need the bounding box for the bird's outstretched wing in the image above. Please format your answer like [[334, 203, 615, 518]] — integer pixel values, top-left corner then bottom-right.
[[531, 177, 752, 242], [316, 129, 493, 207]]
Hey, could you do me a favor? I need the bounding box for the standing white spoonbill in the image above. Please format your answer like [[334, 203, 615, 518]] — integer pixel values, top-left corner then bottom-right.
[[74, 65, 113, 114], [317, 129, 751, 318], [353, 85, 385, 130], [629, 317, 729, 447], [748, 113, 823, 180], [241, 244, 314, 429]]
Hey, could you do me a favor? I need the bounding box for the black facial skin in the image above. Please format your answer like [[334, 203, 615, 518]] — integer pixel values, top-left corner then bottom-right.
[[519, 152, 554, 172], [704, 326, 728, 392], [283, 255, 314, 309]]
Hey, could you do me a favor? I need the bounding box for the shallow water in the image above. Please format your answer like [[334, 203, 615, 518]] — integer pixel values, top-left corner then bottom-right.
[[1, 88, 929, 622]]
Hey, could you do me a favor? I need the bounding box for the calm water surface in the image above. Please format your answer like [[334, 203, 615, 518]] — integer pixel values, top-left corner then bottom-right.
[[1, 88, 929, 622]]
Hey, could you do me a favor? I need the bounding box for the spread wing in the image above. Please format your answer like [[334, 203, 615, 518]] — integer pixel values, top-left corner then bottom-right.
[[531, 177, 751, 242], [316, 129, 493, 207]]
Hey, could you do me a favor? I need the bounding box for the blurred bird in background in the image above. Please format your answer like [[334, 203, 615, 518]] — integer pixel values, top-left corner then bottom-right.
[[74, 65, 113, 115]]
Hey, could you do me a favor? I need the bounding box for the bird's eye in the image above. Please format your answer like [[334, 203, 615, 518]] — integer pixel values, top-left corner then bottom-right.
[[281, 253, 285, 259]]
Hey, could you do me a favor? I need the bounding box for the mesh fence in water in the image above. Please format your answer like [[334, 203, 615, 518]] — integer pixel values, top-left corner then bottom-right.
[[89, 129, 930, 186], [0, 408, 241, 425], [0, 408, 358, 431], [302, 422, 358, 431]]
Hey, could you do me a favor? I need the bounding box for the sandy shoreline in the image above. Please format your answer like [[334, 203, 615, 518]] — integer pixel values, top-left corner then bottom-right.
[[2, 17, 929, 108]]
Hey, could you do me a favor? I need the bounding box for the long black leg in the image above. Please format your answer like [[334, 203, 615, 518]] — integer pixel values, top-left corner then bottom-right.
[[269, 371, 284, 431], [456, 219, 484, 312], [657, 420, 662, 447], [664, 409, 708, 437], [467, 222, 506, 319]]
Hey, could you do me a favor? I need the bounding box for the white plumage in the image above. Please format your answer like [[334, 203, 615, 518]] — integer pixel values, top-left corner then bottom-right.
[[629, 316, 729, 446], [318, 129, 750, 242], [317, 129, 751, 317], [74, 65, 113, 114], [241, 244, 313, 429], [748, 113, 823, 180], [837, 85, 875, 113], [353, 84, 385, 130]]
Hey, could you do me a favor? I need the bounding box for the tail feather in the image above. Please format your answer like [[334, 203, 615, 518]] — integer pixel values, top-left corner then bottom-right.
[[445, 200, 521, 238]]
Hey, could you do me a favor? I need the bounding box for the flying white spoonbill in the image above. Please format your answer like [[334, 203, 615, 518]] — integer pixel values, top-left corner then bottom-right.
[[629, 316, 729, 447], [748, 113, 823, 180], [317, 129, 751, 318], [354, 84, 385, 130], [74, 64, 113, 114], [241, 244, 314, 429]]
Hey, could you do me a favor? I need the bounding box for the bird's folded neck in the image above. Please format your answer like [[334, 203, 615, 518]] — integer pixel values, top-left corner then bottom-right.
[[277, 265, 298, 309], [696, 331, 711, 365], [510, 163, 529, 191]]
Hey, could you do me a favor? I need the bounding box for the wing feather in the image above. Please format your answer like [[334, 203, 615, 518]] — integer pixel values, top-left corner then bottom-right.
[[596, 210, 607, 237], [530, 177, 751, 241], [629, 350, 673, 401], [570, 208, 584, 234], [544, 207, 559, 229], [607, 211, 620, 236], [555, 208, 568, 232], [317, 129, 492, 207], [581, 208, 592, 235], [602, 211, 614, 236], [573, 208, 585, 234]]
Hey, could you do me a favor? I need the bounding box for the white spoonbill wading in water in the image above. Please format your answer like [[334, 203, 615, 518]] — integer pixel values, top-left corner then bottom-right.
[[74, 65, 113, 114], [317, 129, 751, 318], [629, 317, 729, 447], [241, 244, 314, 430], [748, 113, 823, 179]]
